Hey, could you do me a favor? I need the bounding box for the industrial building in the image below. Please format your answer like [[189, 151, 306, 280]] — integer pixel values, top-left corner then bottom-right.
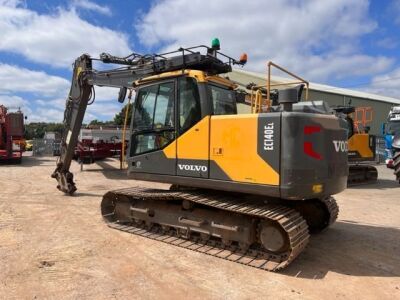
[[229, 69, 400, 135]]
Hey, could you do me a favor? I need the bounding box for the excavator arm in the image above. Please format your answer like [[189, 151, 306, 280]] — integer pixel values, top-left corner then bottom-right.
[[51, 54, 93, 194], [51, 53, 154, 194], [52, 46, 244, 195]]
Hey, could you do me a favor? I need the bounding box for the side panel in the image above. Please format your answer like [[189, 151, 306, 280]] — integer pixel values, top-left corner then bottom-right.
[[280, 112, 348, 199], [128, 150, 176, 175], [348, 133, 375, 161], [176, 116, 210, 177], [209, 114, 280, 186]]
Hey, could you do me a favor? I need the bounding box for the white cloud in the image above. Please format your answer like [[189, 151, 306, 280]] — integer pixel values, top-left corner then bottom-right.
[[0, 94, 33, 122], [71, 0, 112, 16], [0, 63, 125, 122], [362, 67, 400, 98], [0, 63, 70, 96], [0, 0, 22, 7], [0, 64, 67, 121], [376, 37, 398, 49], [136, 0, 392, 82], [27, 96, 123, 123], [392, 0, 400, 25], [0, 2, 133, 122], [0, 2, 131, 67], [27, 107, 65, 123], [87, 101, 122, 118], [94, 86, 120, 102], [0, 94, 27, 109]]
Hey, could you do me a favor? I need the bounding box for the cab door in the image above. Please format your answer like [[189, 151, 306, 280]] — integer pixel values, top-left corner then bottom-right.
[[128, 80, 176, 175], [176, 77, 210, 178]]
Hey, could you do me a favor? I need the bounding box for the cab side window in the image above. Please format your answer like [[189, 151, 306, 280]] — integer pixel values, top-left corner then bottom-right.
[[179, 77, 201, 133], [209, 84, 237, 115], [133, 84, 158, 130], [131, 82, 175, 155]]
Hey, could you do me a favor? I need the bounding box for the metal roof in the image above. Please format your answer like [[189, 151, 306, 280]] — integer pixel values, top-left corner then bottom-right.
[[230, 69, 400, 105]]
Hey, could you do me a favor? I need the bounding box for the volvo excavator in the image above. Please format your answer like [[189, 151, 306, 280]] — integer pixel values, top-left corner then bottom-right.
[[333, 106, 378, 185], [52, 41, 348, 271]]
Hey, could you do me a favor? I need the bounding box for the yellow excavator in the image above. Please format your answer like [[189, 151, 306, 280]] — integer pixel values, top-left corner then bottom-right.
[[52, 40, 348, 271], [332, 106, 377, 184]]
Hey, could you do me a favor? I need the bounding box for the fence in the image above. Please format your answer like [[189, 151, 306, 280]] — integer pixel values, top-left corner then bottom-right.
[[375, 136, 386, 164], [32, 139, 58, 156]]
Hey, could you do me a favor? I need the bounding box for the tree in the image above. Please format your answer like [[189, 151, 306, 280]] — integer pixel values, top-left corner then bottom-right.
[[88, 119, 114, 126], [114, 103, 133, 126], [24, 122, 64, 139]]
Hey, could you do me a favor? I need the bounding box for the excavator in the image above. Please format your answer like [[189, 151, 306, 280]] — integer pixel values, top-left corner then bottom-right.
[[332, 106, 378, 185], [52, 40, 348, 271]]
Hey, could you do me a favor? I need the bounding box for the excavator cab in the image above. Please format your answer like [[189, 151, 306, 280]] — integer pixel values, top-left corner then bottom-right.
[[128, 73, 239, 178]]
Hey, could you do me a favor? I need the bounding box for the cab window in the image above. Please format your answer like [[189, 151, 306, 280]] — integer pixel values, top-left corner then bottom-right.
[[209, 85, 237, 115], [131, 82, 175, 155], [179, 77, 201, 133]]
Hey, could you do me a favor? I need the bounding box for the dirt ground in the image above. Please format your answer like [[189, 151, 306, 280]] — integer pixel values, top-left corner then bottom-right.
[[0, 156, 399, 300]]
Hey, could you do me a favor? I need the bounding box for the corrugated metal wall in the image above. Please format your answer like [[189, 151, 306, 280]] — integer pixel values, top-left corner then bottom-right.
[[307, 90, 392, 135]]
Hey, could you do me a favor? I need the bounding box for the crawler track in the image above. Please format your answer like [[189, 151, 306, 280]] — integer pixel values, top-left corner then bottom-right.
[[322, 196, 339, 227], [394, 151, 400, 183], [347, 165, 378, 186], [101, 187, 310, 271], [289, 196, 339, 234]]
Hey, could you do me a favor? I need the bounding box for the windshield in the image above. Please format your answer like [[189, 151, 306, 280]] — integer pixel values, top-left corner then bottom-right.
[[387, 121, 400, 135]]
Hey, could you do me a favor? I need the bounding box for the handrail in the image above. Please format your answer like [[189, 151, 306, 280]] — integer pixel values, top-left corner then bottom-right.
[[249, 61, 309, 113], [267, 61, 309, 107]]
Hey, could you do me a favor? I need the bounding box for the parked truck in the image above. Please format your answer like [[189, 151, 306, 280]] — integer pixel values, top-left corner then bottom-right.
[[0, 105, 25, 163], [383, 105, 400, 182]]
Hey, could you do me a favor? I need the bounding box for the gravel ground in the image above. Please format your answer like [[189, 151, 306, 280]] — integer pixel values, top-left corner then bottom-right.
[[0, 156, 399, 299]]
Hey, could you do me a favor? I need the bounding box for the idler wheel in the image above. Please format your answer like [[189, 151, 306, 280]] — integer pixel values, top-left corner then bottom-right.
[[259, 221, 290, 253]]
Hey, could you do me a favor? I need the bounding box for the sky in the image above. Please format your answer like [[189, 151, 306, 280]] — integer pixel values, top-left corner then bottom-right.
[[1, 0, 400, 123]]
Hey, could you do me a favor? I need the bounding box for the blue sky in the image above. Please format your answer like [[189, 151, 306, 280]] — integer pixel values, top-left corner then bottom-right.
[[1, 0, 400, 122]]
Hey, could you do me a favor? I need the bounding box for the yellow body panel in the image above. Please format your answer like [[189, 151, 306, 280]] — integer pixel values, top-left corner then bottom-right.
[[210, 114, 279, 185], [136, 70, 207, 86], [163, 137, 176, 159], [348, 133, 374, 159], [136, 70, 238, 87], [206, 75, 237, 88], [163, 116, 210, 160]]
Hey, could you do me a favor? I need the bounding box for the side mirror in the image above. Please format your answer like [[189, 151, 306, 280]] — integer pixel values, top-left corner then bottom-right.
[[118, 87, 127, 103]]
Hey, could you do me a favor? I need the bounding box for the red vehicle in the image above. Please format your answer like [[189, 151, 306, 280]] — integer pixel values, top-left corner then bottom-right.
[[0, 105, 24, 163], [74, 138, 124, 163]]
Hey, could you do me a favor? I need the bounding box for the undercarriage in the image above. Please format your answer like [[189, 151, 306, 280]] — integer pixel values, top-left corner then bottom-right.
[[101, 187, 338, 271], [347, 165, 378, 186]]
